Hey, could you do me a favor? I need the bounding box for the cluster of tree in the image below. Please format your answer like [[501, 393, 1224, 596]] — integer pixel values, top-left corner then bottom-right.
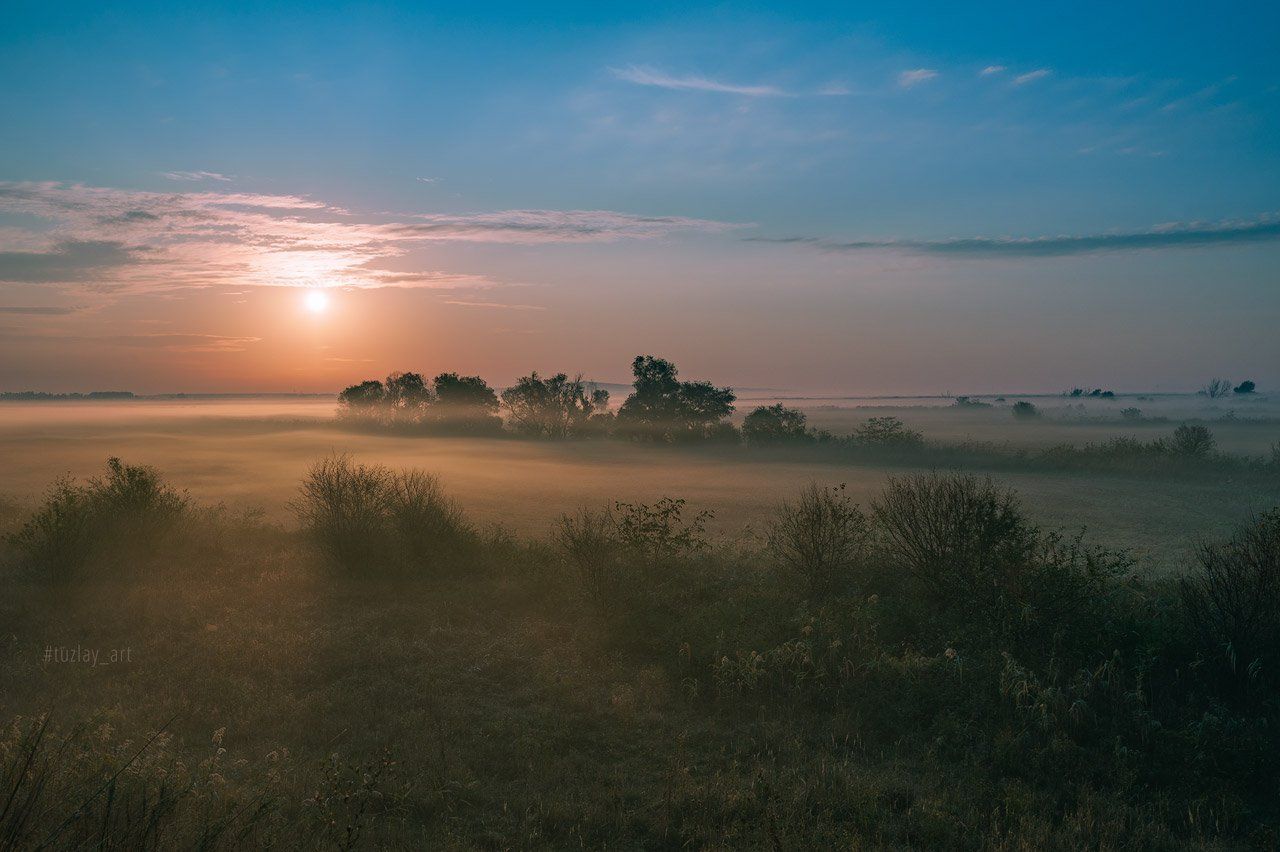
[[1066, 387, 1115, 398], [338, 355, 740, 442], [338, 371, 503, 433]]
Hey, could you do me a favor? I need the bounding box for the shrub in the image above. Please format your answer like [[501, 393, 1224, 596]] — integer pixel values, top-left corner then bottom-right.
[[1011, 401, 1041, 420], [555, 507, 621, 604], [1179, 509, 1280, 700], [852, 416, 924, 447], [613, 497, 712, 560], [742, 404, 811, 445], [871, 473, 1126, 660], [389, 469, 475, 565], [1170, 424, 1216, 457], [872, 473, 1033, 600], [1233, 380, 1256, 395], [292, 455, 472, 573], [769, 483, 870, 596], [1121, 407, 1143, 421], [7, 458, 188, 580]]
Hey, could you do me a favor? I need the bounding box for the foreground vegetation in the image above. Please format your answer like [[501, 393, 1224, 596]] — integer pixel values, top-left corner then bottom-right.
[[2, 458, 1279, 848]]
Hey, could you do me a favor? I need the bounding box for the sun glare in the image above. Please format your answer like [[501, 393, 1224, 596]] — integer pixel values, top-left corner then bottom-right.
[[304, 289, 330, 314]]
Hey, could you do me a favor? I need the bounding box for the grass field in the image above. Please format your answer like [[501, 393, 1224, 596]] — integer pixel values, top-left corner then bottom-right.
[[2, 399, 1279, 848]]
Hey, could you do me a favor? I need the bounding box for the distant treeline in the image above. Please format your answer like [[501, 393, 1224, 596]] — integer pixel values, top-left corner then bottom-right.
[[0, 390, 135, 401], [337, 355, 1279, 480]]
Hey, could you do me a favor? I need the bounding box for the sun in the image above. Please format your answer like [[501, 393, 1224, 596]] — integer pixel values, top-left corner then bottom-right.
[[304, 289, 330, 314]]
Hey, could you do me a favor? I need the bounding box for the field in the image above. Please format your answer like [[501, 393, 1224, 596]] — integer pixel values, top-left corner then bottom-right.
[[2, 397, 1279, 848]]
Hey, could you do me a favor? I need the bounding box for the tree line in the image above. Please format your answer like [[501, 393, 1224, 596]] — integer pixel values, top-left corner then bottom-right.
[[337, 355, 754, 442], [339, 354, 878, 445]]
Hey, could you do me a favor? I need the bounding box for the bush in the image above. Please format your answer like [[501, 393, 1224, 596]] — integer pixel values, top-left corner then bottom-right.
[[1121, 407, 1142, 421], [292, 455, 473, 573], [871, 473, 1127, 660], [555, 507, 621, 604], [612, 497, 712, 560], [1170, 424, 1216, 457], [1180, 509, 1280, 701], [6, 458, 188, 580], [1011, 401, 1041, 420], [768, 483, 870, 596]]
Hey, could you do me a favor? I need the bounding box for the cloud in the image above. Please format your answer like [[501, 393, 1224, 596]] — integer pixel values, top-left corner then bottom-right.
[[441, 299, 546, 310], [897, 69, 938, 88], [160, 171, 233, 182], [1013, 69, 1052, 86], [0, 240, 142, 283], [0, 182, 738, 294], [980, 65, 1006, 76], [3, 329, 261, 352], [416, 177, 439, 183], [0, 305, 79, 315], [611, 65, 785, 97], [746, 216, 1280, 258], [396, 210, 735, 243]]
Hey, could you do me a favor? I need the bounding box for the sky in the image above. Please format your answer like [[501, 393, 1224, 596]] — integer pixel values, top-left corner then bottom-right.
[[1, 0, 1277, 394]]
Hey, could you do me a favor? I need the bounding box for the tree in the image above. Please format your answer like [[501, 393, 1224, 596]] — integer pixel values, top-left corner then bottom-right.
[[337, 380, 386, 420], [501, 372, 611, 438], [431, 373, 502, 433], [383, 372, 433, 424], [616, 356, 735, 441], [742, 404, 810, 445], [1203, 378, 1232, 399], [1234, 380, 1257, 395]]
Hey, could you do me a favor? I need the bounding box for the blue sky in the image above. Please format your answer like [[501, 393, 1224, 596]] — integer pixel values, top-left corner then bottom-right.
[[1, 1, 1277, 392]]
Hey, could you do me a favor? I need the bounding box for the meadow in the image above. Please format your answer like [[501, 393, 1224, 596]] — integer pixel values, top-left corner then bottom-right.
[[2, 396, 1279, 848]]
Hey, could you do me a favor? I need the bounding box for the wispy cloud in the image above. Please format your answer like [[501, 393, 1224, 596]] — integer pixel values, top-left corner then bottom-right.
[[980, 65, 1006, 76], [747, 216, 1280, 258], [611, 65, 786, 97], [3, 329, 261, 352], [0, 182, 738, 294], [1012, 69, 1052, 86], [160, 171, 232, 182], [0, 305, 80, 315], [897, 69, 938, 88], [397, 210, 736, 243], [441, 299, 547, 310]]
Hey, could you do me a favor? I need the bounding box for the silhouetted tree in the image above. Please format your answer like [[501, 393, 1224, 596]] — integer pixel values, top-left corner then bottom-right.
[[384, 372, 433, 424], [501, 372, 610, 438], [431, 373, 502, 433], [337, 380, 387, 421], [742, 404, 810, 445], [1234, 380, 1257, 395], [616, 355, 735, 441], [1203, 378, 1232, 399]]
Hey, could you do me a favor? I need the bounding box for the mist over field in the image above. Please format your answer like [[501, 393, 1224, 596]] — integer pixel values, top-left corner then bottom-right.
[[4, 0, 1280, 847]]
